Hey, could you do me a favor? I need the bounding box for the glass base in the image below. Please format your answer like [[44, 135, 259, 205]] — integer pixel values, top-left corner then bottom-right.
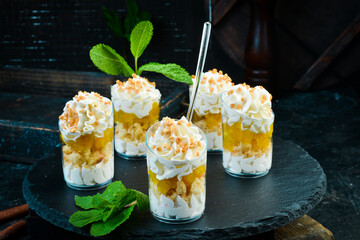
[[225, 168, 269, 179], [66, 178, 112, 190], [116, 151, 146, 160], [152, 212, 203, 224]]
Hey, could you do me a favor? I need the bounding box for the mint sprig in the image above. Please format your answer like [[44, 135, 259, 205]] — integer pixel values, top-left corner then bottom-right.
[[130, 21, 153, 73], [90, 21, 192, 85], [69, 181, 149, 237], [90, 44, 134, 77], [139, 62, 193, 85]]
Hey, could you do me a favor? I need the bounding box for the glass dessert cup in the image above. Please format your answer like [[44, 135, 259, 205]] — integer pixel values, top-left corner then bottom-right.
[[220, 92, 274, 178], [60, 114, 114, 190], [114, 101, 160, 160], [189, 69, 233, 152], [192, 111, 222, 153], [145, 121, 207, 224]]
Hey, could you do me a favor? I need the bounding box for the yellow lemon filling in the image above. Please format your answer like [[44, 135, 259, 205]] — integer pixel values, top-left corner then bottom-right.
[[149, 164, 206, 196], [60, 127, 113, 167], [223, 122, 273, 152], [114, 102, 160, 130], [61, 127, 113, 153], [192, 111, 222, 132]]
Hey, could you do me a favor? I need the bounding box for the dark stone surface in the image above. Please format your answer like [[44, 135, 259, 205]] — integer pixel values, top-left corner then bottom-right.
[[272, 88, 360, 240], [23, 137, 326, 239], [1, 86, 359, 239]]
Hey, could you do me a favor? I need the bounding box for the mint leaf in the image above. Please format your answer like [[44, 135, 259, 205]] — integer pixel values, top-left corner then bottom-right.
[[127, 189, 149, 212], [102, 6, 124, 39], [91, 193, 113, 209], [102, 205, 117, 222], [116, 189, 137, 208], [102, 181, 127, 202], [133, 190, 150, 212], [139, 62, 192, 85], [69, 182, 149, 236], [130, 21, 153, 59], [90, 43, 134, 77], [75, 195, 93, 210], [69, 209, 105, 227], [90, 205, 135, 237]]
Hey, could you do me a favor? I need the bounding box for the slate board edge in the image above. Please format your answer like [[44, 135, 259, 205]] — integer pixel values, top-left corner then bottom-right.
[[22, 137, 327, 240]]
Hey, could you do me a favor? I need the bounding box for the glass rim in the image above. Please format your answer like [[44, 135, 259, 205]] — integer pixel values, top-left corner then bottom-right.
[[58, 97, 114, 132], [145, 118, 208, 163], [220, 91, 275, 121]]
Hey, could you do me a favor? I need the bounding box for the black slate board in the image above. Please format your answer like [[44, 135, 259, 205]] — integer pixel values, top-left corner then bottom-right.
[[23, 137, 326, 239]]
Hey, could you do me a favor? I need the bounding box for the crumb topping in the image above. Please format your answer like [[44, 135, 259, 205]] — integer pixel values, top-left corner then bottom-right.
[[150, 117, 205, 160], [115, 74, 156, 94], [191, 68, 232, 86], [59, 91, 112, 137]]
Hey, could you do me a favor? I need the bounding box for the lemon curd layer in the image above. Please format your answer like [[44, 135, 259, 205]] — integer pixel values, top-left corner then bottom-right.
[[192, 111, 221, 132], [114, 102, 160, 130], [223, 121, 273, 153], [61, 127, 113, 166], [149, 164, 206, 196]]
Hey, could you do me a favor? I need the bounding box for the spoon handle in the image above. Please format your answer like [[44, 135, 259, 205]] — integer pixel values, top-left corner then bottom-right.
[[186, 22, 212, 121]]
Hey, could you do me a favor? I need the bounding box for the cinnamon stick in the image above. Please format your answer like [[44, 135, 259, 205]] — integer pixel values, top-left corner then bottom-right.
[[0, 219, 27, 240], [0, 204, 29, 223]]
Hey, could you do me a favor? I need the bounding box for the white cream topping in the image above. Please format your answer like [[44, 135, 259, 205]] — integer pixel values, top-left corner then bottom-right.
[[150, 190, 205, 220], [148, 116, 206, 161], [147, 116, 207, 180], [115, 138, 146, 156], [189, 69, 233, 116], [221, 84, 274, 134], [59, 91, 112, 142], [222, 147, 272, 174], [205, 132, 222, 150], [63, 158, 114, 186], [111, 74, 161, 118]]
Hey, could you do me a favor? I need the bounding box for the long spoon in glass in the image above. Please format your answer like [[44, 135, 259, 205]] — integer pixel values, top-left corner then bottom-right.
[[186, 22, 212, 121]]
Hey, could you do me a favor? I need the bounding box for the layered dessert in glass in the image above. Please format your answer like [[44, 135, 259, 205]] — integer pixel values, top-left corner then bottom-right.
[[221, 84, 274, 178], [146, 116, 207, 223], [59, 91, 114, 189], [190, 69, 233, 151], [111, 74, 161, 159]]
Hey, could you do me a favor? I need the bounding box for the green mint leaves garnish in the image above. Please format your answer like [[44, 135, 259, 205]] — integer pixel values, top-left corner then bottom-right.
[[130, 21, 153, 73], [139, 62, 193, 85], [69, 181, 149, 237], [90, 20, 192, 84], [90, 44, 134, 77]]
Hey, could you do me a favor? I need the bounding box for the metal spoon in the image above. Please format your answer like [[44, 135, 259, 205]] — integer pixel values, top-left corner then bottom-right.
[[186, 22, 212, 121]]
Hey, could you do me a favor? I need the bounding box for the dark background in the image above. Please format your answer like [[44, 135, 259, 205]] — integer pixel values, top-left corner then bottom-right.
[[1, 0, 359, 93]]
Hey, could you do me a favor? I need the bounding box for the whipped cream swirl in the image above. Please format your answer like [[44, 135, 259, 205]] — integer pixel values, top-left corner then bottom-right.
[[111, 74, 161, 118], [221, 84, 274, 134], [59, 91, 112, 142], [147, 116, 206, 180], [189, 69, 233, 115]]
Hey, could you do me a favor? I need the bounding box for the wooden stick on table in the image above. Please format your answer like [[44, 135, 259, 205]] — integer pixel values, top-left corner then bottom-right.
[[294, 14, 360, 90], [0, 204, 29, 223], [0, 219, 27, 240]]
